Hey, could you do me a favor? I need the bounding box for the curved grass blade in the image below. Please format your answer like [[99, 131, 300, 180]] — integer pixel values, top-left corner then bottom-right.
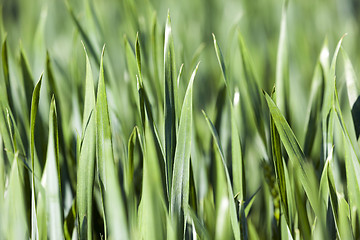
[[64, 199, 76, 240], [212, 33, 227, 84], [96, 46, 129, 239], [183, 204, 209, 239], [65, 0, 99, 67], [238, 32, 265, 143], [42, 97, 64, 239], [2, 38, 15, 113], [342, 49, 360, 139], [269, 88, 290, 227], [327, 151, 354, 239], [5, 154, 28, 239], [333, 85, 360, 237], [140, 119, 167, 240], [126, 126, 142, 234], [30, 75, 42, 240], [338, 195, 354, 240], [263, 91, 323, 225], [137, 77, 167, 202], [202, 111, 240, 240], [303, 61, 324, 156], [20, 47, 35, 111], [212, 33, 245, 202], [135, 32, 143, 86], [77, 47, 96, 240], [124, 35, 139, 106], [321, 36, 345, 160], [170, 63, 199, 237], [164, 11, 177, 199]]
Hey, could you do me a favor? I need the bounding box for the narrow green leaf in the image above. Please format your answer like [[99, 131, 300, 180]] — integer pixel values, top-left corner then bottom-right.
[[321, 36, 345, 160], [342, 49, 360, 139], [77, 47, 96, 240], [183, 204, 209, 239], [124, 35, 140, 111], [164, 11, 177, 199], [135, 32, 143, 85], [263, 91, 322, 224], [239, 200, 248, 240], [275, 0, 289, 119], [20, 47, 35, 111], [269, 88, 289, 227], [96, 46, 129, 239], [231, 104, 245, 199], [238, 32, 265, 143], [141, 119, 167, 240], [303, 61, 324, 156], [42, 97, 64, 239], [212, 33, 227, 83], [202, 111, 240, 240], [212, 33, 245, 202], [2, 38, 14, 112], [137, 77, 167, 201], [30, 75, 43, 240], [64, 199, 76, 240], [126, 126, 142, 234], [327, 150, 354, 239], [338, 195, 354, 240], [65, 0, 99, 66], [334, 84, 360, 237], [6, 154, 28, 239], [170, 63, 199, 236], [46, 51, 59, 99]]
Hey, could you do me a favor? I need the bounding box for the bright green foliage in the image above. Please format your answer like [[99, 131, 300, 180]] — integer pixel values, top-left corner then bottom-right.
[[1, 0, 360, 239]]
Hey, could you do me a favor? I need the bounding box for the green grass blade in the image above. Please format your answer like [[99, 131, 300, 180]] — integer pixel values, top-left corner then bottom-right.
[[20, 47, 35, 111], [64, 199, 76, 240], [77, 47, 96, 240], [263, 91, 322, 224], [321, 36, 344, 160], [2, 38, 15, 113], [275, 0, 289, 119], [46, 51, 59, 99], [212, 33, 245, 202], [184, 204, 209, 239], [212, 33, 227, 84], [238, 32, 265, 143], [96, 46, 129, 239], [42, 97, 64, 239], [303, 61, 324, 156], [327, 150, 354, 239], [338, 195, 354, 240], [342, 49, 360, 139], [6, 154, 28, 239], [334, 85, 360, 237], [137, 78, 167, 202], [231, 105, 245, 200], [164, 11, 177, 199], [140, 119, 167, 240], [124, 35, 139, 106], [65, 0, 99, 67], [202, 111, 240, 240], [170, 63, 199, 236], [30, 75, 42, 240], [135, 32, 143, 85], [269, 88, 290, 227]]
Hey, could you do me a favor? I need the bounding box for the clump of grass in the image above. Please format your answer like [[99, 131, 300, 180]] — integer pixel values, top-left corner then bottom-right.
[[0, 0, 360, 239]]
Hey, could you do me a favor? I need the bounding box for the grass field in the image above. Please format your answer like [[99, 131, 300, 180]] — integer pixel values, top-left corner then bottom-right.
[[1, 0, 360, 239]]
